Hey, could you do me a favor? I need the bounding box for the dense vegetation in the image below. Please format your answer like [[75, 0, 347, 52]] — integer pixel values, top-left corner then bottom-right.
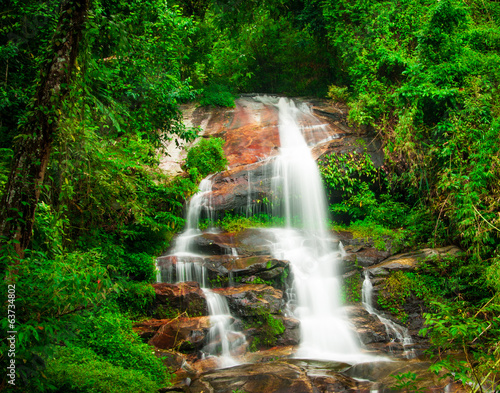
[[1, 0, 499, 391]]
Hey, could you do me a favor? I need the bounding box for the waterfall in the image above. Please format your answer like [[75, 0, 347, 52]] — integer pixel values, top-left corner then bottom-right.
[[156, 177, 245, 366], [261, 97, 363, 361], [362, 271, 415, 358]]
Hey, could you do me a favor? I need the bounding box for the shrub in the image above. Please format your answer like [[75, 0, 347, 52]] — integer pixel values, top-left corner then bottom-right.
[[120, 252, 156, 282], [184, 137, 228, 178], [73, 307, 167, 384], [114, 281, 156, 318], [45, 346, 161, 393], [327, 85, 349, 103], [199, 84, 235, 107]]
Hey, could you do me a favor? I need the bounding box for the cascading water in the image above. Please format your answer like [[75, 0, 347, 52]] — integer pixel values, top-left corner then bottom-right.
[[362, 271, 415, 358], [157, 177, 245, 367], [260, 97, 364, 361]]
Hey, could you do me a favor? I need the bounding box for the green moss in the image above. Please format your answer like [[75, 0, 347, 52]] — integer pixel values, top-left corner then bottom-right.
[[246, 307, 285, 351], [341, 271, 362, 303], [377, 271, 412, 322]]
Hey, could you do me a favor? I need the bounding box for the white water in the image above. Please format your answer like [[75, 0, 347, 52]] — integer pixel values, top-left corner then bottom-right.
[[362, 271, 415, 358], [156, 178, 245, 365], [260, 97, 366, 362], [202, 289, 246, 367]]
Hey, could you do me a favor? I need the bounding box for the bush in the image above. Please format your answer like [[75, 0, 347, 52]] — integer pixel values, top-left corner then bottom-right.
[[327, 85, 349, 103], [199, 84, 235, 107], [114, 281, 156, 318], [73, 307, 167, 384], [120, 252, 156, 282], [184, 137, 228, 178], [45, 346, 161, 393]]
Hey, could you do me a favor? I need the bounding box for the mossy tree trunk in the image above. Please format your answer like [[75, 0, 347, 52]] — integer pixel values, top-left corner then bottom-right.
[[0, 0, 89, 260]]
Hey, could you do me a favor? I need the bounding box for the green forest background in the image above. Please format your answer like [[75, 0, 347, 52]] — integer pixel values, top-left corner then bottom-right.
[[1, 0, 499, 391]]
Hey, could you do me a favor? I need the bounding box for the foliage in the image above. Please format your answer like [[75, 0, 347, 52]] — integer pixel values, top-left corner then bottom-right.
[[0, 249, 113, 391], [114, 281, 156, 318], [319, 149, 411, 228], [199, 83, 235, 107], [420, 298, 500, 392], [377, 271, 412, 322], [341, 271, 362, 303], [45, 346, 162, 393], [0, 148, 13, 197], [390, 372, 425, 392], [320, 0, 500, 264], [184, 137, 228, 178], [334, 219, 407, 252], [199, 212, 285, 233], [0, 1, 200, 390], [72, 306, 167, 384], [411, 253, 489, 303], [247, 307, 285, 351], [327, 85, 349, 103]]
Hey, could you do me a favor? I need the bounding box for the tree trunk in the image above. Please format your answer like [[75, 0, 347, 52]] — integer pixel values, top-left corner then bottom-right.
[[0, 0, 89, 259]]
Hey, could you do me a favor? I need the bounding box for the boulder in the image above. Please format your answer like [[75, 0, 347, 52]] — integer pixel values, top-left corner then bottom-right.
[[152, 282, 208, 317], [344, 305, 388, 345], [149, 316, 213, 352], [343, 246, 391, 271], [204, 254, 290, 289], [214, 284, 284, 316], [233, 228, 278, 255], [275, 317, 300, 346], [189, 361, 317, 393], [155, 349, 189, 372], [367, 246, 463, 276], [133, 319, 172, 340], [344, 359, 462, 392]]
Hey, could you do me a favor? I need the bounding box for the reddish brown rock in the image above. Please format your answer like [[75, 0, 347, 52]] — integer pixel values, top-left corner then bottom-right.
[[152, 282, 208, 317], [149, 316, 213, 351], [214, 284, 283, 315], [189, 361, 317, 393], [204, 254, 290, 288], [133, 319, 172, 340]]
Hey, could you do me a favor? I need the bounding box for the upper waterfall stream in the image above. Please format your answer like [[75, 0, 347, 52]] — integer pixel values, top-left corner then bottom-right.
[[264, 97, 362, 361]]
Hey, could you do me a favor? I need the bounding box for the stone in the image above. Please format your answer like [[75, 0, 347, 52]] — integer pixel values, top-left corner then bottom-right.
[[241, 345, 296, 364], [234, 228, 278, 255], [367, 246, 463, 275], [149, 316, 213, 352], [152, 282, 208, 317], [343, 246, 391, 270], [214, 284, 284, 315], [310, 374, 369, 392], [155, 349, 189, 372], [275, 317, 300, 346], [344, 305, 388, 345], [133, 319, 172, 340], [204, 254, 290, 289], [189, 361, 317, 393], [344, 359, 460, 392]]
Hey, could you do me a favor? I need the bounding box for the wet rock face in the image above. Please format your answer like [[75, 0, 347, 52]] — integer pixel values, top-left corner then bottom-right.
[[149, 316, 213, 352], [152, 282, 208, 318], [189, 362, 317, 393], [345, 305, 388, 345], [204, 254, 290, 290], [214, 284, 284, 316]]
